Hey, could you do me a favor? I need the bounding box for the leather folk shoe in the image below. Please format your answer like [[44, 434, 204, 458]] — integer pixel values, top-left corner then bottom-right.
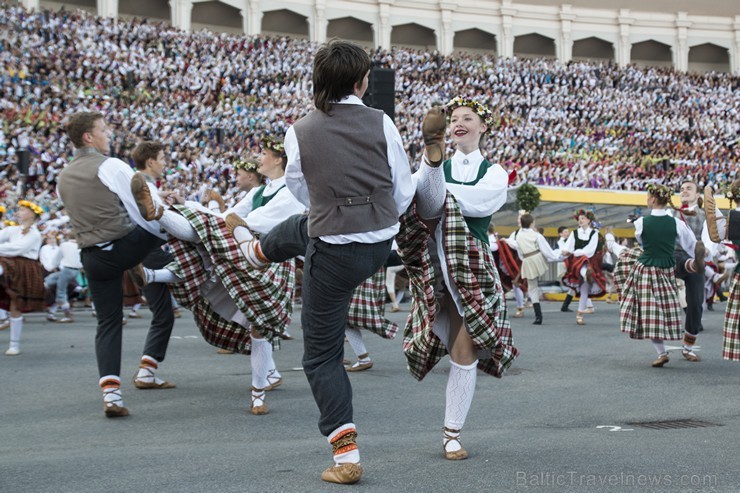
[[104, 403, 130, 418], [131, 172, 163, 221], [321, 463, 363, 484], [346, 360, 373, 372], [421, 106, 447, 166], [652, 353, 670, 367]]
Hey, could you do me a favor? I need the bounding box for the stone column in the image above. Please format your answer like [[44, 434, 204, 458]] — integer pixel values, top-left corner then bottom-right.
[[732, 17, 740, 74], [246, 0, 262, 35], [20, 0, 40, 11], [616, 11, 634, 67], [499, 1, 516, 58], [376, 1, 393, 50], [558, 4, 575, 63], [440, 9, 454, 55], [308, 0, 329, 43], [97, 0, 118, 18], [673, 12, 691, 72], [170, 0, 193, 31]]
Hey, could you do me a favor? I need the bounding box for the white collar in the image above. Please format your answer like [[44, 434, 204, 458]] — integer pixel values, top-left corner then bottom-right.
[[335, 95, 364, 106], [650, 209, 670, 216], [451, 149, 483, 167]]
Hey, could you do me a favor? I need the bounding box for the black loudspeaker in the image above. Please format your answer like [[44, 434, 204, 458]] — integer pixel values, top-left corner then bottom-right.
[[362, 68, 395, 121], [16, 150, 30, 175]]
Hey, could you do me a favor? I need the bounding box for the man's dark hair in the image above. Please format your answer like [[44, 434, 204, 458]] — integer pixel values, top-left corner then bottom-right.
[[557, 226, 568, 234], [312, 39, 371, 114], [132, 141, 165, 170], [66, 111, 104, 148], [521, 214, 534, 229]]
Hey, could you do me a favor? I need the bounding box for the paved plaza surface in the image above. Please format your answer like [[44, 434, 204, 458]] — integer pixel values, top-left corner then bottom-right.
[[1, 300, 738, 493]]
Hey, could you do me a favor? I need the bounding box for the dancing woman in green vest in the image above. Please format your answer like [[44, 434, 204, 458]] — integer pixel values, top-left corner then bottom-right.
[[133, 136, 305, 416], [617, 184, 697, 367], [398, 96, 517, 461]]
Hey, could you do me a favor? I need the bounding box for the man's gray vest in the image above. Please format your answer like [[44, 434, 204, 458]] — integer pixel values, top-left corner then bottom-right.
[[675, 207, 706, 256], [292, 104, 397, 238], [57, 148, 135, 248]]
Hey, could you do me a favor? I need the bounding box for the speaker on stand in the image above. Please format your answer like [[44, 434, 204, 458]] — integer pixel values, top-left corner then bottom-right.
[[362, 67, 395, 122]]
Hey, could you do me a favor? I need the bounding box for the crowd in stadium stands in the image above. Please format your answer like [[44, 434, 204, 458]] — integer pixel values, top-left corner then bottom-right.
[[1, 4, 739, 227]]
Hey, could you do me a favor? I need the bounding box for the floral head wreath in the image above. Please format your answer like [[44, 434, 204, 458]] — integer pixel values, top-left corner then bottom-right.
[[4, 219, 18, 227], [646, 183, 673, 202], [233, 159, 259, 173], [573, 209, 596, 222], [723, 180, 740, 202], [0, 205, 6, 214], [18, 200, 44, 216], [261, 136, 286, 158], [445, 96, 495, 133]]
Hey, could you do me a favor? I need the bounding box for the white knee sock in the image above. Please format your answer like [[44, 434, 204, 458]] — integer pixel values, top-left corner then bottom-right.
[[0, 308, 7, 320], [415, 162, 446, 220], [232, 225, 253, 245], [145, 268, 183, 284], [8, 317, 23, 351], [159, 210, 200, 243], [579, 282, 590, 311], [444, 360, 478, 452], [514, 287, 524, 308], [651, 339, 666, 356], [250, 337, 272, 390], [345, 327, 369, 360]]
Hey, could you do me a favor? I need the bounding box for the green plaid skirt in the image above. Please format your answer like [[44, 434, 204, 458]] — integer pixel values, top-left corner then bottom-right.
[[397, 194, 517, 380], [722, 272, 740, 361], [618, 258, 681, 340], [167, 206, 295, 354]]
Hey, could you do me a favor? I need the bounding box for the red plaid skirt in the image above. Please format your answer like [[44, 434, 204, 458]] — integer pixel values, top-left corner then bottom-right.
[[495, 241, 527, 293], [0, 257, 45, 312], [563, 252, 607, 297]]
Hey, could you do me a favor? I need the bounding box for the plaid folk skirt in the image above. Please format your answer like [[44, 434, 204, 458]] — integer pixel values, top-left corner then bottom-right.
[[495, 241, 527, 293], [167, 206, 295, 354], [618, 260, 682, 340], [347, 269, 398, 339], [0, 257, 45, 313], [613, 247, 642, 298], [397, 193, 518, 381], [563, 252, 607, 297], [722, 272, 740, 361]]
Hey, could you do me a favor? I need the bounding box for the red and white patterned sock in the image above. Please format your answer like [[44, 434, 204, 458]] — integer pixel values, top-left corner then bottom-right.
[[328, 423, 360, 465]]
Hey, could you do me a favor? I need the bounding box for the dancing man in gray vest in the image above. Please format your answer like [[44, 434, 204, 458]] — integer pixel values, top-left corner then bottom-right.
[[675, 180, 711, 361], [57, 112, 176, 419], [233, 40, 414, 484]]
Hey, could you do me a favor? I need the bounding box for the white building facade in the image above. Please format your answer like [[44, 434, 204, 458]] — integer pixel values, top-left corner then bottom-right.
[[20, 0, 740, 73]]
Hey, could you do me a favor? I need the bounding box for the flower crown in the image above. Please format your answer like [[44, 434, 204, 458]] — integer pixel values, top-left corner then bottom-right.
[[723, 180, 740, 201], [646, 183, 673, 201], [18, 200, 44, 216], [0, 205, 6, 214], [445, 96, 495, 133], [4, 219, 18, 227], [233, 159, 259, 173], [261, 137, 286, 158], [573, 209, 596, 222]]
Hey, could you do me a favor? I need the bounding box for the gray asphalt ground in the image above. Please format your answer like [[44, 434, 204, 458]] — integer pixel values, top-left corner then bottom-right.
[[1, 300, 738, 493]]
